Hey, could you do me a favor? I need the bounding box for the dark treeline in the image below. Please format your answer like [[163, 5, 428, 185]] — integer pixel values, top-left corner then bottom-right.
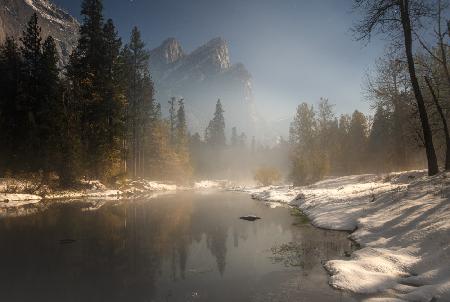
[[0, 0, 191, 186], [288, 97, 423, 186]]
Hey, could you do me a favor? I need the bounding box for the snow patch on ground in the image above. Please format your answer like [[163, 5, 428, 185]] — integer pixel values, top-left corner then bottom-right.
[[235, 170, 450, 301], [0, 193, 42, 207], [0, 177, 182, 207], [194, 180, 228, 189], [119, 179, 178, 195]]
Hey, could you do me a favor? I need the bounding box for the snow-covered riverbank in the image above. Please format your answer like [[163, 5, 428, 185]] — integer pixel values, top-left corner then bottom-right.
[[235, 170, 450, 302], [0, 178, 227, 208], [0, 178, 185, 207]]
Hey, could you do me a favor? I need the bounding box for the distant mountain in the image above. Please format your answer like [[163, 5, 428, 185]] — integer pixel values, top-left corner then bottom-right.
[[0, 0, 79, 65], [149, 37, 269, 140]]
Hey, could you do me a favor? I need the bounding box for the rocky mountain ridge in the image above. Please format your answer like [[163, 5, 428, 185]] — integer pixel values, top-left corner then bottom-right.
[[149, 37, 266, 138], [0, 0, 79, 65]]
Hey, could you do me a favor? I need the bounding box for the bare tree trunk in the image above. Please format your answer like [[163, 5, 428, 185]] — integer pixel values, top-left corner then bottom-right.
[[400, 0, 439, 176], [425, 77, 450, 170]]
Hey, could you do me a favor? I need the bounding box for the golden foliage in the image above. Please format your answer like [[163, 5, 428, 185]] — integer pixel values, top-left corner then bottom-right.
[[254, 166, 281, 186]]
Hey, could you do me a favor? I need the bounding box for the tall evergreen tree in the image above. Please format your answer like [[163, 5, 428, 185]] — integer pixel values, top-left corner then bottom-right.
[[20, 13, 43, 171], [206, 99, 226, 147], [348, 110, 368, 173], [122, 26, 155, 178], [289, 103, 317, 185], [68, 0, 107, 178], [176, 98, 188, 153], [68, 0, 126, 181], [175, 98, 192, 179], [336, 114, 351, 174], [38, 36, 62, 177], [0, 37, 23, 173], [238, 132, 247, 148], [368, 105, 392, 172], [231, 127, 238, 147], [168, 97, 177, 145], [99, 18, 125, 179]]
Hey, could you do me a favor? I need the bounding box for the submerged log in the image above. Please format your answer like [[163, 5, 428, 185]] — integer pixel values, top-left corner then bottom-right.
[[240, 215, 261, 222]]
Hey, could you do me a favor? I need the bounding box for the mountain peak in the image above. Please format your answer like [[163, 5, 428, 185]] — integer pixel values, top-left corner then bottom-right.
[[151, 37, 185, 65], [189, 37, 230, 71], [204, 37, 227, 48]]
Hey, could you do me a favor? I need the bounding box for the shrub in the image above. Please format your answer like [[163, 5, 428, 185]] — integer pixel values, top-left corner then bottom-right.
[[254, 167, 281, 186]]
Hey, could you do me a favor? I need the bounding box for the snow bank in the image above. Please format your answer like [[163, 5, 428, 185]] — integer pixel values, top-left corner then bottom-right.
[[120, 179, 177, 195], [194, 180, 229, 189], [237, 170, 450, 301], [0, 177, 182, 208], [48, 189, 121, 200], [0, 193, 42, 207], [0, 178, 44, 207]]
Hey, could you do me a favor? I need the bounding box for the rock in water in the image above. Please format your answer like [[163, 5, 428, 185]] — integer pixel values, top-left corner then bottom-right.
[[240, 215, 261, 222]]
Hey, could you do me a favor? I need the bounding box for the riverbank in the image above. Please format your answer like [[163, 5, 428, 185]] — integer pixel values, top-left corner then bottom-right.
[[0, 178, 227, 208], [234, 170, 450, 302]]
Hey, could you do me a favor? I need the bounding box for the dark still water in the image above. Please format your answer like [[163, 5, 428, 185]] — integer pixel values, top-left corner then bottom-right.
[[0, 192, 357, 302]]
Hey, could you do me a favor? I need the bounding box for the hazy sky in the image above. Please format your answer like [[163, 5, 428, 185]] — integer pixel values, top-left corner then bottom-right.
[[54, 0, 385, 120]]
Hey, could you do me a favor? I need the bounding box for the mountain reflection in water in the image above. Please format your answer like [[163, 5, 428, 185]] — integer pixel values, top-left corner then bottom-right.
[[0, 192, 357, 302]]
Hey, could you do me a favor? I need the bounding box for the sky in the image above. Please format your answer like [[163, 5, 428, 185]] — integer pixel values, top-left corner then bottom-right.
[[53, 0, 386, 120]]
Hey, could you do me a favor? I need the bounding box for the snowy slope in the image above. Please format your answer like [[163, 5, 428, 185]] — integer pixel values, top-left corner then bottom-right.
[[236, 171, 450, 301]]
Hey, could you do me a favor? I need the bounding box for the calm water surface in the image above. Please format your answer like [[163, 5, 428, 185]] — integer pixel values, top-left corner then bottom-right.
[[0, 192, 358, 302]]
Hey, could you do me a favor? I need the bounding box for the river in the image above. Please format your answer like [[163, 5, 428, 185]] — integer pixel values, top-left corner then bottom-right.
[[0, 191, 359, 301]]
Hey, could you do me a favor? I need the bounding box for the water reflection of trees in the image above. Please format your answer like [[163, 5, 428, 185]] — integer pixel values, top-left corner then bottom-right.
[[271, 226, 352, 272], [0, 194, 237, 300], [0, 194, 351, 301]]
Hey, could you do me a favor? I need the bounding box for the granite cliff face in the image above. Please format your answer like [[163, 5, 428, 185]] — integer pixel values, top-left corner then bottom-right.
[[0, 0, 79, 65], [149, 37, 264, 138]]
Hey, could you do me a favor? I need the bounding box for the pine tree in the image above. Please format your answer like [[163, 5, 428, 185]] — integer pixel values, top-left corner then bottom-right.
[[78, 0, 104, 73], [238, 132, 247, 148], [0, 37, 23, 174], [68, 0, 128, 181], [99, 18, 125, 180], [122, 26, 156, 178], [348, 110, 368, 173], [206, 99, 226, 147], [168, 97, 177, 145], [20, 13, 43, 172], [68, 0, 107, 179], [231, 127, 238, 147], [38, 36, 62, 177], [336, 114, 351, 174], [251, 136, 256, 154], [176, 98, 188, 152], [289, 103, 317, 185], [368, 105, 392, 172], [174, 98, 192, 179]]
